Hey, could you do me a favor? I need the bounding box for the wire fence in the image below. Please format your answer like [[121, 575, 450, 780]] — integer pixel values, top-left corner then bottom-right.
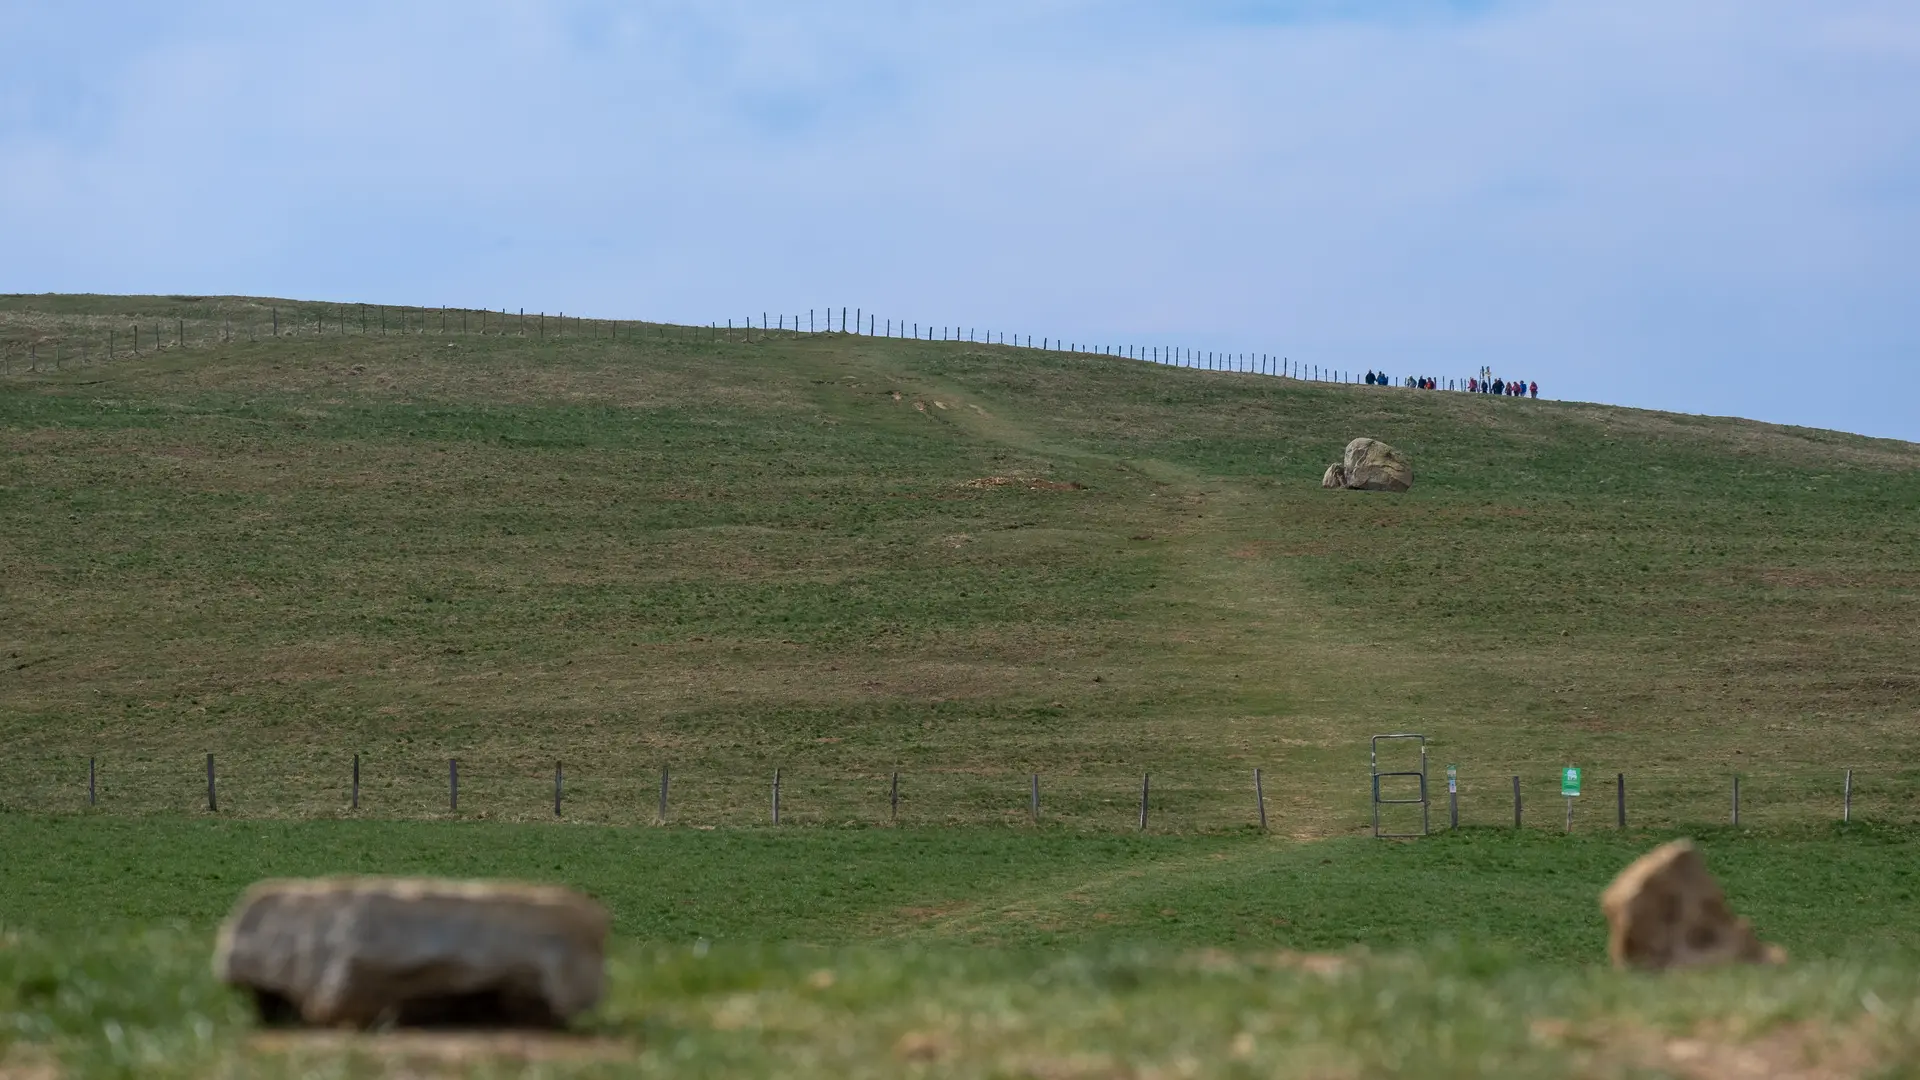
[[0, 300, 1538, 398], [0, 305, 1822, 837], [13, 753, 1914, 835]]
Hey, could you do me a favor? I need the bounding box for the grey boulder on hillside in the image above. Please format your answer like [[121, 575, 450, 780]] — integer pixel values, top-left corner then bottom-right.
[[1324, 438, 1412, 492], [214, 877, 609, 1029]]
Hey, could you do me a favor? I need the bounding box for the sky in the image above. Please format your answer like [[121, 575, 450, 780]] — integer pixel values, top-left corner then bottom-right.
[[3, 1, 1916, 441]]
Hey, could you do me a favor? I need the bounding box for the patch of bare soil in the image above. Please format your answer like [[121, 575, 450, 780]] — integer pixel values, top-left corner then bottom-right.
[[1532, 1018, 1885, 1079], [1753, 568, 1920, 590], [0, 1051, 59, 1080], [1183, 947, 1351, 978], [895, 901, 974, 922], [960, 476, 1085, 491], [249, 1030, 634, 1069], [1655, 1022, 1884, 1080]]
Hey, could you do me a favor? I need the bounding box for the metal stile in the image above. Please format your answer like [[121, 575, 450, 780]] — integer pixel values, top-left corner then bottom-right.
[[1370, 734, 1429, 838]]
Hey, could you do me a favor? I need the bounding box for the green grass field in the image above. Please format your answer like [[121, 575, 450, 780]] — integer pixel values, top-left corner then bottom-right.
[[3, 294, 1918, 1075], [5, 819, 1920, 1076], [6, 819, 1920, 1076]]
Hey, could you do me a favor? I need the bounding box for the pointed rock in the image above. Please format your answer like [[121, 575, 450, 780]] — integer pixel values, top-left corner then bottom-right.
[[1600, 840, 1784, 971]]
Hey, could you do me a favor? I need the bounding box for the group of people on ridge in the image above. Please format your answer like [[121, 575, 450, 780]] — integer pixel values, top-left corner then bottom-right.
[[1468, 364, 1539, 398], [1362, 367, 1540, 399]]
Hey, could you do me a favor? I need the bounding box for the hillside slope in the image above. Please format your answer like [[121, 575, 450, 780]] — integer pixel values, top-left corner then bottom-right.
[[3, 294, 1917, 833]]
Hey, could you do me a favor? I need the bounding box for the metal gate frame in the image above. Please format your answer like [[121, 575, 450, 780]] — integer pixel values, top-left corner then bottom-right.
[[1371, 734, 1429, 838]]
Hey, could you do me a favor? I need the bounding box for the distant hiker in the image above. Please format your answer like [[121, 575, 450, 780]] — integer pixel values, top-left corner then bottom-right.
[[1530, 381, 1539, 399], [1366, 370, 1377, 385], [1493, 379, 1505, 396], [1468, 378, 1477, 393]]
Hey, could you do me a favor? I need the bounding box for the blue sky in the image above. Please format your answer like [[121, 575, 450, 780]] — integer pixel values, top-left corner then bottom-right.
[[3, 1, 1916, 441]]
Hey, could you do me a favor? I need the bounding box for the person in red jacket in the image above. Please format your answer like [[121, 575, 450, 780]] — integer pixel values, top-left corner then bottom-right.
[[1530, 381, 1539, 399]]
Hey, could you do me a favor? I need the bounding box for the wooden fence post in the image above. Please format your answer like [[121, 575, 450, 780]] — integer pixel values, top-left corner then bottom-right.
[[554, 760, 563, 817], [1512, 775, 1521, 828], [891, 771, 900, 822], [352, 753, 360, 811], [206, 754, 217, 812], [1616, 772, 1625, 828], [659, 766, 670, 823], [1732, 775, 1740, 825], [89, 757, 96, 806], [450, 759, 458, 812]]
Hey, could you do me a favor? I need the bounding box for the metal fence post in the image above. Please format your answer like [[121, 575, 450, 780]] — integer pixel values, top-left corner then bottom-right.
[[1616, 772, 1625, 828], [1138, 774, 1150, 831], [1255, 768, 1267, 831], [772, 768, 781, 824], [890, 771, 900, 822], [206, 754, 217, 812], [1512, 775, 1521, 828], [352, 753, 360, 811], [659, 766, 670, 823]]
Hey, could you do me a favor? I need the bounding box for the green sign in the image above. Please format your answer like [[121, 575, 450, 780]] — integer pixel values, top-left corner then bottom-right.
[[1561, 766, 1581, 797]]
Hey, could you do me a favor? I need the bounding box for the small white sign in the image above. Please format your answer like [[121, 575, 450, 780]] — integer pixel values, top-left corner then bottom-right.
[[1447, 765, 1457, 794]]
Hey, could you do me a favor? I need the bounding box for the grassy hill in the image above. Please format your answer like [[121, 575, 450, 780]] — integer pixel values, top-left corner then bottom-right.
[[4, 293, 1916, 832], [4, 294, 1920, 1075]]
